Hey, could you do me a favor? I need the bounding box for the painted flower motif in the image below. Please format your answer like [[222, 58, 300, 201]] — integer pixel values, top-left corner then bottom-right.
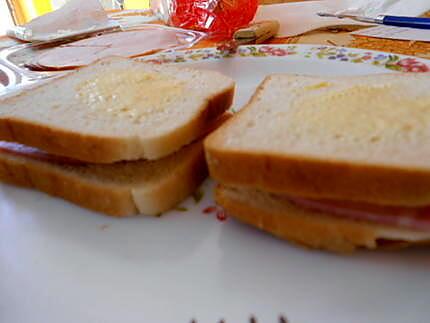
[[374, 54, 387, 61], [395, 58, 430, 73], [190, 53, 204, 60], [256, 46, 294, 56], [202, 205, 228, 222], [203, 206, 217, 214], [269, 48, 289, 56], [347, 53, 360, 58], [144, 58, 165, 64], [216, 209, 228, 222], [174, 57, 186, 63], [315, 48, 339, 59], [259, 46, 273, 54], [140, 46, 429, 76]]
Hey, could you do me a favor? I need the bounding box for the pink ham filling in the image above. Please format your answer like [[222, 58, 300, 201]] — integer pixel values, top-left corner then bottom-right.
[[29, 27, 183, 70], [0, 141, 85, 165], [2, 139, 430, 233], [287, 196, 430, 232]]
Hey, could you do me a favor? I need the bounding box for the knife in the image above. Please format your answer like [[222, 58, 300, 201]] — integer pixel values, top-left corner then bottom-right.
[[317, 12, 430, 30]]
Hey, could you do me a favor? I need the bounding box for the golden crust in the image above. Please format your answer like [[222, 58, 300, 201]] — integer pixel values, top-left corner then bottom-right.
[[131, 140, 208, 215], [0, 81, 234, 164], [215, 185, 430, 253], [0, 140, 208, 217], [204, 75, 430, 207], [0, 155, 137, 216], [0, 117, 129, 164], [205, 146, 430, 207]]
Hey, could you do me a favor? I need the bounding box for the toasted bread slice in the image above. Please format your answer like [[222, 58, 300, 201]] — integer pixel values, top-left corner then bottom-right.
[[216, 185, 430, 253], [0, 57, 234, 163], [0, 139, 207, 217], [205, 73, 430, 206]]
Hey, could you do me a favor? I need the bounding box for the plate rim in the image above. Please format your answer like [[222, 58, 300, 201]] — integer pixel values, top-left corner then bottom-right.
[[140, 44, 430, 74]]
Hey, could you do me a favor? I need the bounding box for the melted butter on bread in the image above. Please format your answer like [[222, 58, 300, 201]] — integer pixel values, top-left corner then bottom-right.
[[288, 83, 430, 144], [303, 81, 332, 91], [76, 70, 185, 122]]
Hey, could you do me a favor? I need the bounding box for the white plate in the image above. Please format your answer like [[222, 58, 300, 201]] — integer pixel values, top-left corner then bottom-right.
[[2, 45, 430, 323]]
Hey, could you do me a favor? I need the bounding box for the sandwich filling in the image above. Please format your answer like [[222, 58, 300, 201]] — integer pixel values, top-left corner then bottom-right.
[[287, 196, 430, 232], [0, 141, 85, 165]]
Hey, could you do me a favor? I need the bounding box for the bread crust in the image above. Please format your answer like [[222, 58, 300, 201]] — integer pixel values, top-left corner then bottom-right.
[[204, 74, 430, 207], [0, 140, 208, 217], [205, 73, 430, 207], [205, 146, 430, 207], [215, 185, 430, 252], [132, 141, 208, 215], [0, 155, 138, 216], [0, 85, 234, 163]]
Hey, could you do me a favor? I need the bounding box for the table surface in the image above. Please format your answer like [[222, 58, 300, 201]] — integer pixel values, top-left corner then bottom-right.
[[1, 10, 429, 59], [1, 8, 430, 323]]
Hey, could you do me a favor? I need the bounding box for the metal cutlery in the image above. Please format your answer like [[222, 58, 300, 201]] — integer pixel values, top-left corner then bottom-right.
[[317, 12, 430, 30]]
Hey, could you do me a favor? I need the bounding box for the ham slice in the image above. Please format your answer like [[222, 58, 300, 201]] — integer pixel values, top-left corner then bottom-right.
[[0, 142, 85, 165], [0, 68, 9, 87], [28, 27, 182, 71], [287, 195, 430, 232]]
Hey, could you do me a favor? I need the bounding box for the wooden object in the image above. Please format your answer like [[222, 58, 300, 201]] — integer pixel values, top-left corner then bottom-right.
[[234, 20, 280, 44]]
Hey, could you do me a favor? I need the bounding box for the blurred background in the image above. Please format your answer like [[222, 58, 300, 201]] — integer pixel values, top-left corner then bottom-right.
[[0, 0, 151, 35], [0, 0, 297, 35], [1, 0, 14, 35]]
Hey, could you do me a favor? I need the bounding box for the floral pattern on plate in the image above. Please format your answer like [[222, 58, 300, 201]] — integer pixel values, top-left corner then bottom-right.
[[142, 45, 430, 73]]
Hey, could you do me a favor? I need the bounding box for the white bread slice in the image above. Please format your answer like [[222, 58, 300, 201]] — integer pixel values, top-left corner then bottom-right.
[[0, 139, 207, 217], [205, 73, 430, 206], [216, 185, 430, 253], [0, 57, 234, 163]]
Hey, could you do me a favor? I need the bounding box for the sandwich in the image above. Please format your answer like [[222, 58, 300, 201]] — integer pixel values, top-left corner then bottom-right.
[[205, 73, 430, 252], [0, 139, 207, 216], [0, 57, 234, 163], [0, 57, 235, 216]]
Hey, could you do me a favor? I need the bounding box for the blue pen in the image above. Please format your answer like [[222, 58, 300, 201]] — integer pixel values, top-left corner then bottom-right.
[[317, 12, 430, 30]]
